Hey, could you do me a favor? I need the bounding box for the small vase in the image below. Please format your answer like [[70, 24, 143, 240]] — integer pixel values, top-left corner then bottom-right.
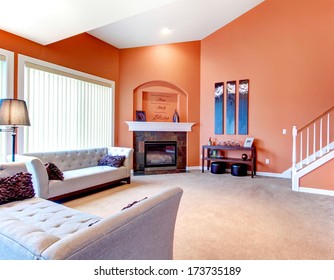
[[172, 110, 179, 122]]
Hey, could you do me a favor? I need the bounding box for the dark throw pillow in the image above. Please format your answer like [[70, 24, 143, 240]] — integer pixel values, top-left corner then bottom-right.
[[0, 172, 35, 205], [45, 162, 64, 180], [98, 155, 126, 168], [122, 197, 148, 211]]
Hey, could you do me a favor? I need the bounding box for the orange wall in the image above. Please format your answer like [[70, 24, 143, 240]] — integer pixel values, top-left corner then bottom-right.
[[0, 30, 119, 81], [118, 42, 201, 166], [1, 0, 333, 188], [0, 29, 201, 166], [300, 159, 334, 191], [200, 0, 334, 187], [0, 30, 121, 141]]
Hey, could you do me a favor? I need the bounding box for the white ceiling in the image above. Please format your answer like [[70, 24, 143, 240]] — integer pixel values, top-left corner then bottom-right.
[[0, 0, 264, 49]]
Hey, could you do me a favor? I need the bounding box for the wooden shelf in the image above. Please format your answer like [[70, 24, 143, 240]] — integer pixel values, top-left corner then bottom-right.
[[202, 145, 256, 177], [203, 157, 252, 164]]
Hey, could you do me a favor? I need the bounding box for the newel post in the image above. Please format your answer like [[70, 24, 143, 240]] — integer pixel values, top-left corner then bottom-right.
[[292, 126, 298, 191]]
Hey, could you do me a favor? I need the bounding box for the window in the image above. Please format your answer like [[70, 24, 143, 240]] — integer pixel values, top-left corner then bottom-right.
[[18, 55, 115, 153], [0, 49, 14, 162]]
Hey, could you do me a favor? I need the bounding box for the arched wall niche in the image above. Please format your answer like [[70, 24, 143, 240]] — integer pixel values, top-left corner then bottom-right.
[[133, 80, 188, 122]]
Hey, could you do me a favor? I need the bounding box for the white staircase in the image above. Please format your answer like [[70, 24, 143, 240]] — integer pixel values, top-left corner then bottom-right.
[[292, 106, 334, 192]]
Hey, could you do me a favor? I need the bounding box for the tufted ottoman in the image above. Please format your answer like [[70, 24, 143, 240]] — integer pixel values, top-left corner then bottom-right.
[[231, 163, 248, 176], [210, 162, 226, 174]]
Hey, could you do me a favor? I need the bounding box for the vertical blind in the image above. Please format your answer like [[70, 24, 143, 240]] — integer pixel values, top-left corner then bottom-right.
[[0, 54, 7, 161], [24, 63, 114, 152], [0, 54, 5, 92]]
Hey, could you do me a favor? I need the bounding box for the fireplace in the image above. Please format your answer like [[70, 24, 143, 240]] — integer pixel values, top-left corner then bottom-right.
[[126, 120, 195, 175], [132, 131, 187, 174], [144, 141, 177, 169]]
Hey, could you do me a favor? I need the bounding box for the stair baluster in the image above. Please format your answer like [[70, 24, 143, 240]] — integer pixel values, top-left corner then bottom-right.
[[292, 106, 334, 192]]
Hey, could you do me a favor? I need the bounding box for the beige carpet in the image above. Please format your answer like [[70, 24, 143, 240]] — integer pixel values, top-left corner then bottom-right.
[[63, 171, 334, 260]]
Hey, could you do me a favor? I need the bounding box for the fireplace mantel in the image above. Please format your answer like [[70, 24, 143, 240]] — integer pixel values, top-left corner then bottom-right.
[[125, 121, 195, 132]]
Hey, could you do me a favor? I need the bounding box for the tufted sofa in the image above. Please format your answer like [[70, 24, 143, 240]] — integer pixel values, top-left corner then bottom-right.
[[14, 147, 133, 200], [0, 162, 183, 260]]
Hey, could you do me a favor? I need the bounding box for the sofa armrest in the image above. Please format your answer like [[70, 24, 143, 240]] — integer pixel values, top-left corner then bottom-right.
[[41, 187, 183, 260], [0, 162, 28, 177], [14, 155, 49, 199], [108, 147, 134, 177]]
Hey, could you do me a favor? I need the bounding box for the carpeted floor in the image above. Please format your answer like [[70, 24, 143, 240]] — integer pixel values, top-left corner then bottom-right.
[[63, 170, 334, 260]]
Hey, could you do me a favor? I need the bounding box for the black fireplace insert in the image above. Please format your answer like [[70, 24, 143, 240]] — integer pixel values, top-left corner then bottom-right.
[[144, 141, 177, 168]]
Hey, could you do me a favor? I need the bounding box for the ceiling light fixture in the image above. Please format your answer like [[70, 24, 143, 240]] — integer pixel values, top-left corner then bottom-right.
[[161, 27, 173, 35]]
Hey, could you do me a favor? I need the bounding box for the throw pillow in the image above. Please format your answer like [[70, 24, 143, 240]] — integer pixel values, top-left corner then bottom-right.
[[45, 162, 64, 180], [122, 197, 148, 211], [98, 155, 126, 168], [0, 172, 35, 205]]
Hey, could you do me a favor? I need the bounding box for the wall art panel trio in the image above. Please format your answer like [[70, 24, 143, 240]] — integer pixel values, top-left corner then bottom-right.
[[214, 79, 249, 135], [214, 82, 224, 134]]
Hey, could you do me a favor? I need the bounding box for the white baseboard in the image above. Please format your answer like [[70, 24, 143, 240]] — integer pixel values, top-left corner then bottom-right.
[[187, 166, 202, 171], [255, 171, 290, 178], [298, 186, 334, 197]]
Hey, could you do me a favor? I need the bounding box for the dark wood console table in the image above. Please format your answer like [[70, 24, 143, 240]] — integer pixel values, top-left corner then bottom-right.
[[202, 145, 256, 177]]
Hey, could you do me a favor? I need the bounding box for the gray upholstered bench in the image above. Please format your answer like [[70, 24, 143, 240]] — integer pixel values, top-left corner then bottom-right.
[[0, 187, 183, 260]]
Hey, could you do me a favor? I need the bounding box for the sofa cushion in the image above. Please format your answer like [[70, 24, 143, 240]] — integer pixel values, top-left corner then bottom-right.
[[0, 213, 60, 258], [0, 172, 35, 205], [45, 162, 64, 181], [98, 155, 125, 168], [48, 166, 127, 199], [0, 197, 101, 239]]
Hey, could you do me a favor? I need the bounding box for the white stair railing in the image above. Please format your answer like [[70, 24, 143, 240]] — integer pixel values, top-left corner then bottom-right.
[[292, 106, 334, 191]]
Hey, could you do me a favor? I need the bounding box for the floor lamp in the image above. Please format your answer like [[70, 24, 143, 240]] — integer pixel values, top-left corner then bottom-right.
[[0, 99, 31, 162]]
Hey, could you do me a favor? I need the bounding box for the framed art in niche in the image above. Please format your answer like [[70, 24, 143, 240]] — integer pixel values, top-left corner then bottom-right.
[[142, 92, 178, 122]]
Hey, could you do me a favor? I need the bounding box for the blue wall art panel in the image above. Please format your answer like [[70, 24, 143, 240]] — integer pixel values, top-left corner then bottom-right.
[[238, 79, 249, 135], [226, 81, 236, 134], [214, 82, 224, 134]]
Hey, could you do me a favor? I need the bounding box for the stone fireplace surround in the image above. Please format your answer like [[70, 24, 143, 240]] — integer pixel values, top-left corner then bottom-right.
[[126, 121, 195, 175], [134, 131, 186, 174]]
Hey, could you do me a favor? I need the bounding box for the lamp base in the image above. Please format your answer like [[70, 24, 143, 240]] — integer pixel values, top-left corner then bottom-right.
[[11, 127, 16, 162]]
